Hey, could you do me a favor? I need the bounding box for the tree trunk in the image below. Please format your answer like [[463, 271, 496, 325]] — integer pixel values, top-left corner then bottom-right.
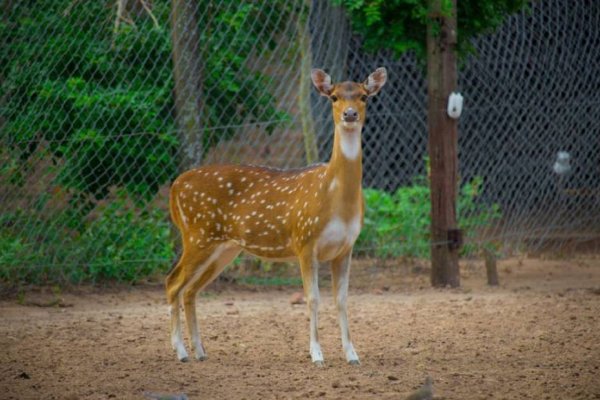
[[427, 0, 460, 287], [297, 0, 318, 164], [170, 0, 204, 170]]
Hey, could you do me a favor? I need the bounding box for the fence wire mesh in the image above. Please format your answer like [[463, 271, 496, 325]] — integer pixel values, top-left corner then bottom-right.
[[1, 0, 599, 284]]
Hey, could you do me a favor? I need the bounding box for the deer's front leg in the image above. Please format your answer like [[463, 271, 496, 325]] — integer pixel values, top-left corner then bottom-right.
[[299, 248, 324, 366], [332, 250, 360, 365]]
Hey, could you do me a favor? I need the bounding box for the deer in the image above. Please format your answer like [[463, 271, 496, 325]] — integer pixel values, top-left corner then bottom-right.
[[166, 67, 387, 366]]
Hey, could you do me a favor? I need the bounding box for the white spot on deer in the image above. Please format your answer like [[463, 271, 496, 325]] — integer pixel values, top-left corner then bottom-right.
[[329, 178, 338, 192], [241, 177, 247, 182]]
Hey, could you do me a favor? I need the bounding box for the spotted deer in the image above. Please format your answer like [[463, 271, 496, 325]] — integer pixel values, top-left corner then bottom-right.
[[166, 67, 387, 366]]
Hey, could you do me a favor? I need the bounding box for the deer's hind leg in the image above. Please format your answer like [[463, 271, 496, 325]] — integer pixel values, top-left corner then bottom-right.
[[166, 244, 225, 361], [181, 242, 241, 361]]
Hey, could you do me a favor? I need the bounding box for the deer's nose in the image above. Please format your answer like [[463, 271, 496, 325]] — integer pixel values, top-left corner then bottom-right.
[[343, 107, 359, 122]]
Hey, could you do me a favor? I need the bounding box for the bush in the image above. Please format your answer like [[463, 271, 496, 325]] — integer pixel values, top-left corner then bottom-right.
[[0, 191, 174, 286], [356, 176, 501, 259]]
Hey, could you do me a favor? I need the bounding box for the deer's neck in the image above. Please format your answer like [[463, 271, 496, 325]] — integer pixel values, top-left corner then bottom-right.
[[325, 125, 363, 216]]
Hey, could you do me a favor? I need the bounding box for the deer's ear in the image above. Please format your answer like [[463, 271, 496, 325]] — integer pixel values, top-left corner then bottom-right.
[[311, 68, 333, 96], [363, 67, 387, 96]]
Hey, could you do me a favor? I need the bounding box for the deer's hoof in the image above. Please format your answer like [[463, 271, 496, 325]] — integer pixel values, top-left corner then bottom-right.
[[313, 360, 325, 368], [348, 359, 360, 366]]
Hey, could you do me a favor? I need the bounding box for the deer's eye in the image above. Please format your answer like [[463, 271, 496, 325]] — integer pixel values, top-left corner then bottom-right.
[[330, 95, 338, 102], [361, 95, 368, 102]]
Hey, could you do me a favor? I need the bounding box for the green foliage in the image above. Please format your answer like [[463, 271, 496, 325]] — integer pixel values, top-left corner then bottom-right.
[[1, 1, 177, 201], [234, 276, 303, 287], [332, 0, 529, 60], [1, 0, 291, 202], [356, 176, 501, 258], [201, 1, 294, 146], [0, 191, 174, 285]]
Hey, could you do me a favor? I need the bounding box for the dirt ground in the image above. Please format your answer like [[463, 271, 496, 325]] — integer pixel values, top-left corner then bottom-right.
[[1, 256, 599, 400]]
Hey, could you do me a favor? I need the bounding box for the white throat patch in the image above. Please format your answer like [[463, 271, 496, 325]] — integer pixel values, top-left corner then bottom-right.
[[339, 126, 361, 160]]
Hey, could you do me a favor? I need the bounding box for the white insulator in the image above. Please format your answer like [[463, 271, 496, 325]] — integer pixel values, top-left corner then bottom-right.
[[447, 92, 464, 119], [553, 151, 571, 176]]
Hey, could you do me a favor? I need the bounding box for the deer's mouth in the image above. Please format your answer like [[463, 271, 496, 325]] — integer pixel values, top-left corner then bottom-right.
[[341, 118, 361, 129]]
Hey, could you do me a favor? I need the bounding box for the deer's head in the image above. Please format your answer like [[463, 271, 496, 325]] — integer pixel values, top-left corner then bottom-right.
[[311, 68, 387, 131]]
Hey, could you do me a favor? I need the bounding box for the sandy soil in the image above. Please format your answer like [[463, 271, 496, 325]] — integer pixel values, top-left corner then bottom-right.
[[1, 257, 599, 400]]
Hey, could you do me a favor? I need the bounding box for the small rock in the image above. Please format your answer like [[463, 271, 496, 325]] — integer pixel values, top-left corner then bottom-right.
[[144, 392, 188, 400], [387, 375, 399, 381], [224, 301, 234, 306], [17, 372, 30, 379], [289, 292, 305, 305], [405, 376, 433, 400]]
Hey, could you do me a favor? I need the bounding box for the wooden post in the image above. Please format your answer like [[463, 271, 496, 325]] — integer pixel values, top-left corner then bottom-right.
[[427, 0, 460, 287], [484, 248, 499, 286]]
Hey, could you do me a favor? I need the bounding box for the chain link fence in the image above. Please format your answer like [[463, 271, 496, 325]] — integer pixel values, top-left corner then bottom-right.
[[1, 0, 599, 284]]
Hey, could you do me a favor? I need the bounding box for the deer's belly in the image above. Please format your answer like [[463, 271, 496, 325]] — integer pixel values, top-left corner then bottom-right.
[[316, 215, 361, 261]]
